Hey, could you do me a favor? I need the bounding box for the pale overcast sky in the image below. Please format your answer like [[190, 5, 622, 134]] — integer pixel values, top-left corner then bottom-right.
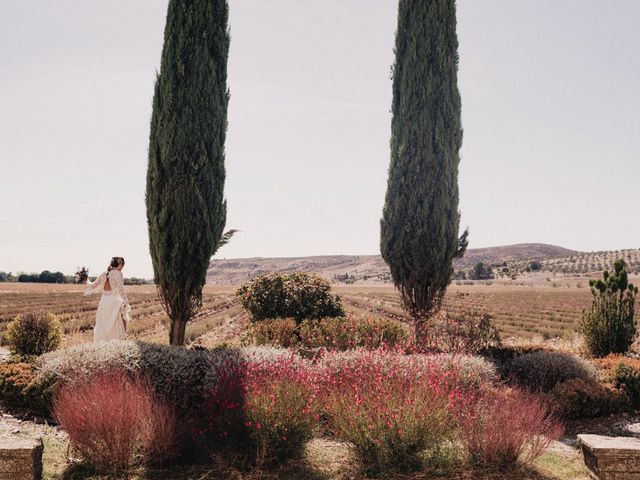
[[1, 1, 638, 278]]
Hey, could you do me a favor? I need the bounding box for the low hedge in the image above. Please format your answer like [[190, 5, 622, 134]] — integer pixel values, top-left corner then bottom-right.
[[244, 316, 409, 351], [34, 341, 496, 418], [299, 316, 408, 350], [0, 362, 55, 416], [37, 341, 296, 419], [243, 319, 299, 348], [548, 378, 625, 419]]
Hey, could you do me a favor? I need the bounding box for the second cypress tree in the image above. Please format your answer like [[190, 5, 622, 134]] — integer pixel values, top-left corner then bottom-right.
[[146, 0, 230, 346], [380, 0, 467, 339]]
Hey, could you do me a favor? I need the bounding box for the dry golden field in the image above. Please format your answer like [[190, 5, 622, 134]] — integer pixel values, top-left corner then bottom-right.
[[2, 278, 633, 348], [339, 283, 592, 342], [0, 283, 241, 347]]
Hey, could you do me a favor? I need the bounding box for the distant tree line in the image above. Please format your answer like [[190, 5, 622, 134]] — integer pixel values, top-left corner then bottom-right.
[[1, 270, 72, 283], [18, 271, 69, 283], [0, 269, 152, 285], [123, 277, 154, 286], [0, 272, 17, 282]]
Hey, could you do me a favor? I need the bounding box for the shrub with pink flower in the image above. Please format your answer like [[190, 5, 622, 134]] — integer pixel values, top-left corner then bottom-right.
[[460, 388, 564, 468], [317, 349, 496, 393], [317, 350, 477, 475], [201, 353, 318, 467]]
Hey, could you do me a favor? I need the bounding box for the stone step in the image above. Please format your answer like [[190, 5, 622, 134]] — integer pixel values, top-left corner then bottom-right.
[[0, 437, 43, 480], [579, 434, 640, 480]]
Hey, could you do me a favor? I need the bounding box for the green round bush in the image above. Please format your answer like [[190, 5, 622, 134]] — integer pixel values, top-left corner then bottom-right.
[[6, 312, 62, 357], [237, 272, 345, 323]]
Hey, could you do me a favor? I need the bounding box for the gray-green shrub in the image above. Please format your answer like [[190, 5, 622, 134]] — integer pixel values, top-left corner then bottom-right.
[[508, 351, 597, 392]]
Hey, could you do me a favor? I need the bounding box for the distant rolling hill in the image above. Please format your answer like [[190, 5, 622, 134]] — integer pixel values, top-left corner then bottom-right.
[[455, 243, 577, 268], [207, 243, 581, 285]]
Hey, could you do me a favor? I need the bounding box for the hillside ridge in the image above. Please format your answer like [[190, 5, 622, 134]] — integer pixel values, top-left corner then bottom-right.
[[207, 243, 591, 285]]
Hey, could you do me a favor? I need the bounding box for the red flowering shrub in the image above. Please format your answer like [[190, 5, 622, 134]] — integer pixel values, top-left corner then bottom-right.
[[53, 372, 178, 472], [317, 350, 473, 475], [460, 388, 563, 469], [243, 359, 317, 465], [317, 350, 496, 393], [139, 395, 180, 466], [202, 355, 317, 467]]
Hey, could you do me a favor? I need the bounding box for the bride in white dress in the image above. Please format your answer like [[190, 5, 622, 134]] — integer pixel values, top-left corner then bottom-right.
[[84, 257, 131, 342]]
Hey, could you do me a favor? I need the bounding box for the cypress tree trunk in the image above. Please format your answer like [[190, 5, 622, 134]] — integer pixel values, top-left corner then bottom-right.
[[146, 0, 229, 346], [380, 0, 467, 342], [169, 316, 186, 347]]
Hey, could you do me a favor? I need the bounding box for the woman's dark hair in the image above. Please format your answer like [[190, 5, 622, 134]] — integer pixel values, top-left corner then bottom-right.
[[107, 256, 125, 272]]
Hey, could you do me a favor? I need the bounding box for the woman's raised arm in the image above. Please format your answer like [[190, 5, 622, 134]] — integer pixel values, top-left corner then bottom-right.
[[83, 271, 107, 296]]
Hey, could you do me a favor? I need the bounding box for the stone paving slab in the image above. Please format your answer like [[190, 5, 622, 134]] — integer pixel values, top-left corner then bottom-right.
[[579, 434, 640, 480], [0, 436, 43, 480]]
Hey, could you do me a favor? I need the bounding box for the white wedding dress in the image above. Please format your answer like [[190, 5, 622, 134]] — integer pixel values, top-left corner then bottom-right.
[[84, 270, 131, 342]]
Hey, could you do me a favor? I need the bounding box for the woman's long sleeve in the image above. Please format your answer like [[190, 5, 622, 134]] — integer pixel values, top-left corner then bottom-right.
[[110, 270, 130, 306], [83, 272, 107, 296]]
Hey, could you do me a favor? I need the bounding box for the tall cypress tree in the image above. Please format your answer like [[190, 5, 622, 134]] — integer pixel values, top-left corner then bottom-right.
[[146, 0, 229, 346], [380, 0, 467, 337]]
